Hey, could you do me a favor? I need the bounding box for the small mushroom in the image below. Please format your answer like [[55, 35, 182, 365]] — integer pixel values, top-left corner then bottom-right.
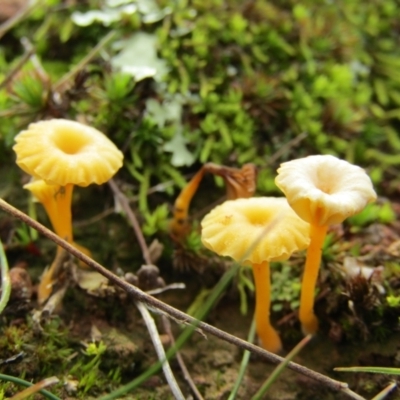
[[201, 197, 310, 353], [275, 155, 377, 334], [13, 119, 123, 303], [170, 163, 256, 242]]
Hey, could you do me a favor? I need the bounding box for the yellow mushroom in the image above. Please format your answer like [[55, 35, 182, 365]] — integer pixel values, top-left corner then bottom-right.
[[170, 163, 256, 242], [13, 119, 123, 303], [201, 197, 310, 353], [275, 155, 377, 334]]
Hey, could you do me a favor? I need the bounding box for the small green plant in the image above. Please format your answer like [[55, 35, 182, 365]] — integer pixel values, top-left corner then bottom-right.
[[348, 202, 396, 228], [70, 341, 109, 395], [386, 294, 400, 308], [142, 204, 169, 236], [271, 263, 301, 312]]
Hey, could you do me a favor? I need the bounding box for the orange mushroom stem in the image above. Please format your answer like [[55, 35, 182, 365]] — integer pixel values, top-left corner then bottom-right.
[[24, 180, 74, 245], [170, 168, 205, 241], [252, 261, 282, 352], [299, 223, 328, 334], [170, 163, 256, 242]]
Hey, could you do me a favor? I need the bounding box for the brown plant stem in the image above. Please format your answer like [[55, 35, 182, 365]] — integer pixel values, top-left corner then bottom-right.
[[162, 316, 205, 400], [108, 179, 202, 398], [0, 198, 363, 400], [108, 179, 152, 265]]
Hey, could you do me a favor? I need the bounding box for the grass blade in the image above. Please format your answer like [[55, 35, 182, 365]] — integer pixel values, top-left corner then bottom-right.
[[0, 374, 60, 400], [228, 318, 256, 400], [371, 382, 397, 400], [251, 334, 313, 400], [334, 367, 400, 375], [0, 239, 11, 314]]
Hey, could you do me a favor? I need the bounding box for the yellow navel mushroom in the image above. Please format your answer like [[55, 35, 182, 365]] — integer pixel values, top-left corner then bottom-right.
[[275, 155, 377, 334], [170, 163, 256, 242], [201, 197, 310, 353], [13, 119, 123, 303]]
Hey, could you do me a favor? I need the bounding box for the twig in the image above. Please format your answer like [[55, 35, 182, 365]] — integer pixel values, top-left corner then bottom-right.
[[136, 302, 185, 400], [108, 179, 152, 265], [162, 316, 205, 400], [147, 283, 186, 296], [0, 0, 42, 40], [0, 47, 33, 90], [108, 179, 201, 397], [0, 198, 363, 399], [53, 30, 117, 91], [264, 132, 308, 167], [252, 335, 313, 400]]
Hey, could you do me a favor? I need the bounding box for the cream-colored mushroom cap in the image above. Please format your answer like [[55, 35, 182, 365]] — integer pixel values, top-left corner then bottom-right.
[[201, 197, 310, 264], [275, 155, 377, 226], [13, 119, 123, 187]]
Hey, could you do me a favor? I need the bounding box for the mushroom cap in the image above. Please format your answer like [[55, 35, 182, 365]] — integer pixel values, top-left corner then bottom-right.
[[201, 197, 310, 264], [23, 178, 57, 204], [275, 155, 377, 226], [13, 119, 123, 187]]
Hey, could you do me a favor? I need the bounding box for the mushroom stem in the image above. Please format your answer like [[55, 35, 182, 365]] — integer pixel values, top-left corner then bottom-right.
[[50, 183, 74, 245], [170, 169, 205, 240], [25, 180, 74, 244], [252, 261, 282, 353], [299, 223, 328, 335]]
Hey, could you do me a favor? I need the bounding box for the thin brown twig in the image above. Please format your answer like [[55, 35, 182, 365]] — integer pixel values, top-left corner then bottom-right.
[[162, 316, 205, 400], [0, 47, 33, 90], [0, 198, 363, 400], [264, 132, 308, 168], [136, 301, 185, 400], [108, 179, 202, 398], [0, 0, 42, 40], [108, 179, 152, 265], [53, 30, 116, 91]]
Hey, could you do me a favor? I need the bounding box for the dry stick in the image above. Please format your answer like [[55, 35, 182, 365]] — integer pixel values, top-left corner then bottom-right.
[[265, 132, 308, 167], [162, 316, 205, 400], [0, 199, 363, 400], [109, 180, 186, 398], [135, 301, 185, 400], [53, 30, 116, 91], [0, 0, 42, 40], [0, 47, 33, 90], [108, 179, 152, 265], [108, 179, 202, 398]]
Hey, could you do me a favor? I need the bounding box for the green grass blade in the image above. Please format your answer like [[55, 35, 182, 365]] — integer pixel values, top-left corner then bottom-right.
[[334, 367, 400, 375], [371, 382, 397, 400], [0, 239, 11, 314], [0, 374, 60, 400], [251, 334, 313, 400], [228, 318, 256, 400]]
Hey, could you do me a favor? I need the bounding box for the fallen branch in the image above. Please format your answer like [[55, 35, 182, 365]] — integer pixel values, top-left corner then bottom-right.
[[0, 198, 363, 400]]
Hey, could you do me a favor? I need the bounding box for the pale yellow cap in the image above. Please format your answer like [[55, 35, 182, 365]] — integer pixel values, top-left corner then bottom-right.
[[201, 197, 310, 264], [13, 119, 123, 186], [23, 179, 57, 203], [275, 155, 377, 226]]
